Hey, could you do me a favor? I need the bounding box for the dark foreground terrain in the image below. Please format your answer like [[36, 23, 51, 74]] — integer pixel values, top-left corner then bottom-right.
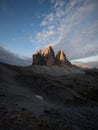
[[0, 62, 98, 130]]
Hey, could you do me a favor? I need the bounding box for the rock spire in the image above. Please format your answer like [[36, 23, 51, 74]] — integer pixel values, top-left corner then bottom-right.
[[43, 46, 55, 66], [32, 46, 71, 66]]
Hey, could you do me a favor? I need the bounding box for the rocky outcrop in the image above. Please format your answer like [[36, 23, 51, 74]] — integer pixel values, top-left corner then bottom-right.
[[56, 50, 66, 65], [32, 46, 71, 66], [33, 49, 45, 65], [43, 46, 55, 66], [56, 50, 71, 66]]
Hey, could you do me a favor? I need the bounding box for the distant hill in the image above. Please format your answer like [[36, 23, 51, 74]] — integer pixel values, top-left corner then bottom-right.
[[0, 47, 32, 66], [72, 61, 98, 68]]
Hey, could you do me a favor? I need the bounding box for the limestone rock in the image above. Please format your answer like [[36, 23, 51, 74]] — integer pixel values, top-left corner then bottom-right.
[[56, 50, 66, 64], [32, 49, 45, 65], [32, 46, 71, 66], [43, 46, 55, 66], [56, 50, 71, 66]]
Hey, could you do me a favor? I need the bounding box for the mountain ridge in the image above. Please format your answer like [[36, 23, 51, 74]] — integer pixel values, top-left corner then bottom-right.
[[32, 46, 84, 75], [32, 46, 71, 66]]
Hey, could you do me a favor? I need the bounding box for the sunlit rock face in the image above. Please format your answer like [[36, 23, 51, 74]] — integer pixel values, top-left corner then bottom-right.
[[32, 46, 71, 66], [56, 50, 71, 66], [43, 46, 55, 66], [56, 50, 66, 65]]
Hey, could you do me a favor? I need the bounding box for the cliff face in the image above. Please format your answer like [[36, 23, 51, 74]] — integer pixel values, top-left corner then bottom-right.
[[32, 46, 71, 66], [43, 46, 55, 66], [32, 50, 45, 65], [56, 50, 67, 65], [56, 50, 71, 66]]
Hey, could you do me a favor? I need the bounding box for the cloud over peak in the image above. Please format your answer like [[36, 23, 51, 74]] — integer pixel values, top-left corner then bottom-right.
[[31, 0, 98, 60]]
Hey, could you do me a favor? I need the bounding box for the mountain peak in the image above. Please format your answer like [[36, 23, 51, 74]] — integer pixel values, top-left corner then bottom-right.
[[43, 46, 54, 56], [43, 46, 55, 66], [32, 46, 71, 66], [56, 50, 66, 65]]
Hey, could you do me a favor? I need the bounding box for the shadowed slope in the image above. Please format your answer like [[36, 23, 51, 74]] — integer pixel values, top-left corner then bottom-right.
[[0, 62, 98, 130]]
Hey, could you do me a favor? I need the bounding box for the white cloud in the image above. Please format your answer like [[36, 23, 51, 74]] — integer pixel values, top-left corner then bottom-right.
[[54, 0, 65, 8], [31, 28, 57, 49], [40, 13, 54, 26], [31, 0, 98, 60]]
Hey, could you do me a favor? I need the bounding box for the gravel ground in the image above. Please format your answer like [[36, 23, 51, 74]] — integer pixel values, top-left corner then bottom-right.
[[0, 62, 98, 130]]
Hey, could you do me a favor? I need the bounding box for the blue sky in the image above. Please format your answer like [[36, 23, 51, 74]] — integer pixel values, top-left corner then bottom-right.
[[0, 0, 98, 63]]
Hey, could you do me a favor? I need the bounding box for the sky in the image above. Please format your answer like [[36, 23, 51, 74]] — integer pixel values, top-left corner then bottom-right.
[[0, 0, 98, 64]]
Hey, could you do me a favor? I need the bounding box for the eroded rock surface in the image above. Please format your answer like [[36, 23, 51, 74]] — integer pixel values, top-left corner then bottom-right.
[[32, 46, 71, 66], [56, 50, 71, 66]]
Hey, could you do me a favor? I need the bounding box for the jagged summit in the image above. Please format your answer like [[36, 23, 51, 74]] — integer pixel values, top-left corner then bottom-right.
[[43, 46, 55, 66], [32, 46, 71, 66], [56, 50, 66, 65], [43, 46, 54, 56], [56, 50, 71, 66]]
